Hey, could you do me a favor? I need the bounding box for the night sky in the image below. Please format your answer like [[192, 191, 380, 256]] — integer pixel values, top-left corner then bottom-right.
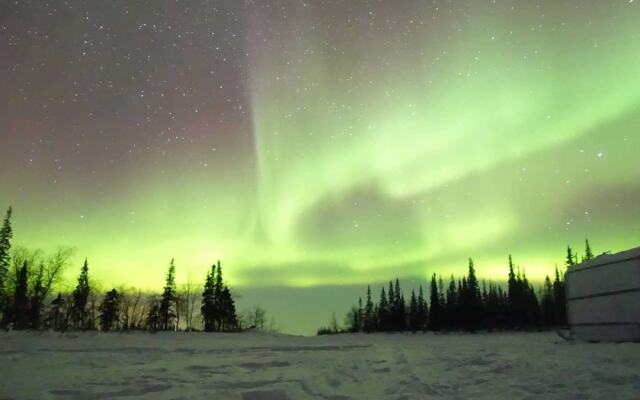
[[1, 1, 639, 333]]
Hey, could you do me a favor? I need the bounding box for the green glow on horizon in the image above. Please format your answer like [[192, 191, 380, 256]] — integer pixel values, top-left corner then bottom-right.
[[3, 1, 640, 291]]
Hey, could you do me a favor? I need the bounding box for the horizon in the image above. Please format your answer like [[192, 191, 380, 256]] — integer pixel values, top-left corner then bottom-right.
[[4, 213, 633, 335]]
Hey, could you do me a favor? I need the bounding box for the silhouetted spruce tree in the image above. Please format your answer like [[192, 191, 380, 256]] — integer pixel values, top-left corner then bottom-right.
[[553, 266, 566, 325], [507, 255, 518, 328], [71, 259, 91, 330], [437, 277, 446, 326], [357, 297, 363, 331], [0, 206, 13, 320], [363, 285, 375, 332], [416, 285, 428, 331], [481, 279, 488, 307], [484, 281, 500, 330], [541, 276, 554, 326], [566, 246, 577, 268], [377, 287, 388, 331], [457, 279, 464, 328], [408, 290, 418, 332], [201, 264, 216, 331], [393, 278, 406, 331], [204, 260, 238, 332], [445, 276, 457, 330], [99, 289, 120, 331], [464, 258, 482, 332], [391, 279, 399, 331], [480, 280, 490, 329], [159, 259, 177, 330], [400, 293, 406, 330], [346, 297, 363, 332], [219, 286, 238, 331], [584, 239, 594, 261], [496, 285, 509, 328], [12, 261, 29, 329], [213, 260, 224, 331], [516, 267, 526, 327], [521, 269, 540, 328], [459, 277, 468, 329], [387, 281, 395, 330], [429, 274, 442, 331]]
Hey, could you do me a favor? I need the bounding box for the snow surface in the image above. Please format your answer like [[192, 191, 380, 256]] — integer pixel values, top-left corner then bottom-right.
[[1, 331, 639, 399]]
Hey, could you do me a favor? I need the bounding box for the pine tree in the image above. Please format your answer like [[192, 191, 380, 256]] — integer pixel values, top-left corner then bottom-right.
[[357, 297, 363, 331], [347, 297, 363, 332], [496, 285, 508, 328], [438, 276, 445, 312], [213, 260, 224, 331], [387, 281, 395, 330], [409, 290, 418, 332], [566, 246, 577, 268], [428, 274, 441, 331], [219, 286, 238, 331], [71, 259, 91, 329], [553, 266, 566, 325], [99, 289, 120, 331], [0, 207, 12, 281], [464, 258, 482, 332], [201, 264, 216, 332], [484, 281, 499, 330], [159, 259, 177, 330], [12, 261, 29, 329], [541, 276, 554, 326], [363, 285, 375, 332], [445, 276, 457, 330], [417, 285, 428, 331], [584, 239, 594, 261], [377, 287, 388, 331], [507, 255, 517, 328], [0, 206, 13, 319], [393, 278, 405, 331], [521, 269, 540, 328], [202, 260, 238, 332], [481, 280, 488, 306]]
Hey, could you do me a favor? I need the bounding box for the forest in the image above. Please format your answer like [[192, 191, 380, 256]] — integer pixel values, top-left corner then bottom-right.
[[317, 246, 589, 335], [0, 207, 278, 333], [0, 206, 592, 335]]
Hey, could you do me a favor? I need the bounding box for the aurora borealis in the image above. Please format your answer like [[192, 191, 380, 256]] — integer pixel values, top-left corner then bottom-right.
[[1, 1, 640, 332]]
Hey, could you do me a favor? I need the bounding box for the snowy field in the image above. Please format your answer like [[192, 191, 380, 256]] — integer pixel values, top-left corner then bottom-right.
[[1, 331, 639, 400]]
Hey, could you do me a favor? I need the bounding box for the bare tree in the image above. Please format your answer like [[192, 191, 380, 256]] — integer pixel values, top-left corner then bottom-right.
[[130, 290, 143, 329], [175, 290, 185, 331], [120, 289, 146, 330], [7, 247, 43, 293], [4, 247, 73, 329], [240, 306, 278, 332], [6, 246, 72, 297], [181, 273, 201, 331], [42, 247, 74, 297]]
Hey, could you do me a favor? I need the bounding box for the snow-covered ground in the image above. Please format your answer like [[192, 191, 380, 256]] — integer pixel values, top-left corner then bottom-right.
[[1, 331, 638, 399]]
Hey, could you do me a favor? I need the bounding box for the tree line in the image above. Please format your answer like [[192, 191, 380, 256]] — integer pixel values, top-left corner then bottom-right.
[[0, 205, 598, 335], [0, 207, 277, 333], [319, 241, 595, 335]]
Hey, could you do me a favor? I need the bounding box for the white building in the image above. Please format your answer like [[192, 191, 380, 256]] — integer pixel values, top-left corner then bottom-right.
[[565, 246, 640, 342]]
